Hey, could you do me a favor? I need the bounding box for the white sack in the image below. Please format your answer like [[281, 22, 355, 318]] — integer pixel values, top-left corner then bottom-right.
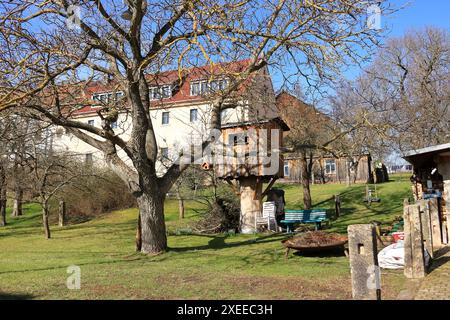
[[377, 240, 430, 269]]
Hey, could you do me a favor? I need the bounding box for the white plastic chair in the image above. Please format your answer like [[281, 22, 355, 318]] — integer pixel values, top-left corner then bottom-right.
[[255, 201, 277, 232]]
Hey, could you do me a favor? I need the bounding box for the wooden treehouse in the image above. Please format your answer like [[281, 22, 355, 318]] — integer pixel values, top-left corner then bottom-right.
[[207, 117, 289, 233]]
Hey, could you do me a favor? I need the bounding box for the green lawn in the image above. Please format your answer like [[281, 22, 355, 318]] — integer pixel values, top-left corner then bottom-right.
[[0, 174, 411, 300]]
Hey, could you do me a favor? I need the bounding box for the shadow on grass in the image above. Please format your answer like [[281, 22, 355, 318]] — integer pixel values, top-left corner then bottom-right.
[[2, 213, 42, 229], [428, 246, 450, 273], [292, 248, 347, 259], [0, 292, 35, 300], [0, 253, 148, 276], [169, 232, 288, 252], [429, 256, 450, 273]]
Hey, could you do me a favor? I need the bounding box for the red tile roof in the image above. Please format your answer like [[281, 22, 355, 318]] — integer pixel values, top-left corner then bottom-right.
[[70, 59, 255, 116]]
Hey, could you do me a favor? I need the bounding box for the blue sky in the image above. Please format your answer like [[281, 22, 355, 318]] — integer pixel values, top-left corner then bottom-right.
[[386, 0, 450, 38], [270, 0, 450, 163], [271, 0, 450, 90], [349, 0, 450, 81]]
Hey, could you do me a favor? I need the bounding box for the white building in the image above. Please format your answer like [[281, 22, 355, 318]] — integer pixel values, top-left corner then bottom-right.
[[53, 60, 281, 175]]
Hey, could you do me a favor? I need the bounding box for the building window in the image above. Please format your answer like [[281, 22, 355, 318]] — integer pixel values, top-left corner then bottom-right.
[[190, 109, 198, 122], [190, 82, 200, 96], [162, 112, 170, 125], [325, 159, 336, 174], [115, 91, 124, 100], [92, 91, 124, 103], [85, 153, 93, 166], [92, 93, 107, 102], [228, 133, 248, 146], [88, 120, 95, 126], [161, 85, 171, 98], [150, 85, 172, 100], [190, 79, 229, 96], [160, 147, 169, 159], [111, 121, 118, 129], [220, 108, 228, 123], [284, 161, 290, 177]]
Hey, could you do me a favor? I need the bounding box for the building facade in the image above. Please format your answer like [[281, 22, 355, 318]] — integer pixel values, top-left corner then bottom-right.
[[282, 154, 373, 184], [53, 60, 281, 175]]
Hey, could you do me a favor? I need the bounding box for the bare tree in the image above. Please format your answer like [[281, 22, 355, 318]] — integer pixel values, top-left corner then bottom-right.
[[0, 0, 391, 253], [277, 90, 363, 208], [171, 167, 203, 220], [29, 147, 90, 239], [32, 156, 68, 239], [346, 27, 450, 154], [0, 118, 8, 226], [8, 117, 33, 217]]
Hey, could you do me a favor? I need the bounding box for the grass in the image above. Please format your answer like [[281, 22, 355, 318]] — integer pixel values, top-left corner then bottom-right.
[[0, 174, 411, 300]]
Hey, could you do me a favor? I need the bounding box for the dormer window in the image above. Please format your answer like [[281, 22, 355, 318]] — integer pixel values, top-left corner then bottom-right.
[[92, 91, 124, 103], [190, 79, 229, 96], [150, 85, 172, 100]]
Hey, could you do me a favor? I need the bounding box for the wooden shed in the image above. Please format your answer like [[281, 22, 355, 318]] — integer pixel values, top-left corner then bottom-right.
[[282, 154, 373, 184], [404, 142, 450, 244]]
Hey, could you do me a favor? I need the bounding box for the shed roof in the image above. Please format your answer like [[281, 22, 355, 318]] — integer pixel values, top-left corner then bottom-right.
[[404, 142, 450, 159], [403, 142, 450, 167]]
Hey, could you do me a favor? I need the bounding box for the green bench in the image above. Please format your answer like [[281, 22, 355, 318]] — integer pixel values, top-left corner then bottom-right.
[[280, 209, 329, 233]]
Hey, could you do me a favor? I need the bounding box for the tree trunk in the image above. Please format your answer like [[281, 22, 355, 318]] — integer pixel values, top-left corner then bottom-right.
[[0, 199, 6, 226], [42, 203, 51, 239], [105, 154, 167, 254], [0, 165, 5, 226], [352, 161, 360, 184], [319, 157, 326, 184], [136, 212, 142, 252], [177, 191, 185, 219], [12, 188, 23, 217], [300, 151, 312, 210], [239, 177, 262, 234], [58, 200, 66, 227], [346, 160, 351, 187], [0, 178, 6, 226], [136, 192, 167, 254]]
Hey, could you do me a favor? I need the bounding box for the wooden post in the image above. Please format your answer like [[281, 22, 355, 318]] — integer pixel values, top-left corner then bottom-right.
[[418, 200, 434, 258], [348, 224, 381, 300], [136, 213, 142, 252], [411, 204, 427, 278], [444, 181, 450, 244], [403, 202, 413, 278], [58, 200, 66, 227], [404, 204, 426, 278], [335, 194, 341, 218], [428, 197, 442, 249]]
